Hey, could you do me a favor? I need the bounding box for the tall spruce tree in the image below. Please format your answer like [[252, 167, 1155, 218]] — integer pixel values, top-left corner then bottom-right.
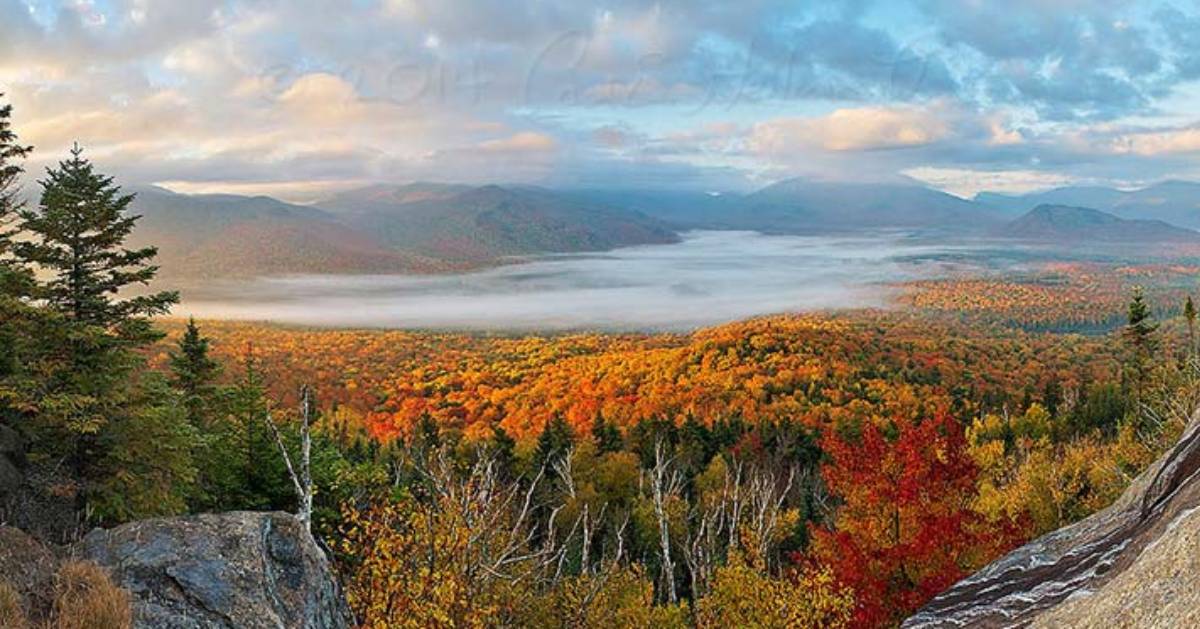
[[0, 92, 33, 385], [1124, 288, 1159, 351], [1123, 287, 1159, 398], [0, 92, 32, 287], [16, 144, 177, 341], [220, 347, 291, 511], [1185, 295, 1196, 358], [169, 317, 222, 427], [12, 145, 185, 518]]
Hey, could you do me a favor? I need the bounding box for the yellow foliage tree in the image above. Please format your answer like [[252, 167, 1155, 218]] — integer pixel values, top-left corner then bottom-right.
[[694, 551, 854, 629]]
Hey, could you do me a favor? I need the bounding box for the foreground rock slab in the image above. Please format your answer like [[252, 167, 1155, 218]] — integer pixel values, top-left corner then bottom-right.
[[905, 417, 1200, 628], [77, 511, 350, 629]]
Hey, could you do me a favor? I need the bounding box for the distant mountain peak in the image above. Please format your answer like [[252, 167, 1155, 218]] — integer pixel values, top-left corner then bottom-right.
[[974, 180, 1200, 228], [997, 203, 1199, 242]]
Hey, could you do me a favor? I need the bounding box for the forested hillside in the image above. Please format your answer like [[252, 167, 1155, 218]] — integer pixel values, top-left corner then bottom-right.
[[977, 181, 1200, 229], [996, 204, 1200, 243], [127, 186, 446, 278], [122, 182, 681, 279], [318, 183, 680, 263]]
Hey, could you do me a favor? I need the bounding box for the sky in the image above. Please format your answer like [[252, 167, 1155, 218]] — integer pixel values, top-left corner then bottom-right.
[[2, 0, 1200, 200]]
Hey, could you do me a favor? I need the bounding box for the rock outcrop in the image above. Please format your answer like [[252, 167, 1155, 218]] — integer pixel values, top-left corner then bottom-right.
[[905, 417, 1200, 628], [77, 511, 350, 629]]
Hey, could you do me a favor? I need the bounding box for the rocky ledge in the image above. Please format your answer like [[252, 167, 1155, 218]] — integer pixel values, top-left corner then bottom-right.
[[905, 416, 1200, 628], [78, 511, 350, 629]]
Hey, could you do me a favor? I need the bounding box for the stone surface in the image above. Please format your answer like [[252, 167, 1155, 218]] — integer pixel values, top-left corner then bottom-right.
[[905, 416, 1200, 628], [77, 511, 350, 629]]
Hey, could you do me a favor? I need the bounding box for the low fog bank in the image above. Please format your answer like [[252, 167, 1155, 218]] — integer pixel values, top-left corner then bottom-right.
[[173, 231, 984, 331]]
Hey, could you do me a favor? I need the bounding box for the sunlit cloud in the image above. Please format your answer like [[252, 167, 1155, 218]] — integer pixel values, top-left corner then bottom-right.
[[1, 0, 1199, 195]]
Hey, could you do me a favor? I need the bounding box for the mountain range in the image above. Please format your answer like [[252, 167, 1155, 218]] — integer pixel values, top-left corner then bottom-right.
[[127, 184, 678, 279], [975, 180, 1200, 229], [126, 186, 445, 278], [123, 178, 1200, 279], [563, 180, 1005, 233], [995, 204, 1200, 243], [319, 184, 679, 264]]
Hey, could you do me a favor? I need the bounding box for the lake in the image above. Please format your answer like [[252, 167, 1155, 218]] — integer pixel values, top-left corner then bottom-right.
[[174, 230, 988, 331]]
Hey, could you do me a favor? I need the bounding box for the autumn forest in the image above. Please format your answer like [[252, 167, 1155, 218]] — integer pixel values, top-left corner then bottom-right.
[[4, 83, 1200, 627]]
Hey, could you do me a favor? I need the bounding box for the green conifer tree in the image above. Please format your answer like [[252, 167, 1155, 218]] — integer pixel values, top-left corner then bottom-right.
[[1124, 288, 1159, 351], [1123, 287, 1159, 399], [16, 144, 177, 339], [0, 93, 33, 387], [490, 425, 518, 479], [169, 317, 222, 427], [590, 413, 623, 454], [1185, 295, 1196, 358], [0, 92, 32, 293], [92, 374, 199, 522], [224, 347, 291, 511], [534, 415, 575, 470]]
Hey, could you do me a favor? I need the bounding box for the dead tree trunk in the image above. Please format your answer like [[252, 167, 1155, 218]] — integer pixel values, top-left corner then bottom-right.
[[267, 385, 315, 533], [651, 438, 680, 604]]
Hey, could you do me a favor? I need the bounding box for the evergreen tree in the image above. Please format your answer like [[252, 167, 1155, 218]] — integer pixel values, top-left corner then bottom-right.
[[533, 415, 575, 469], [0, 92, 32, 292], [91, 374, 199, 522], [1185, 295, 1196, 358], [12, 145, 179, 491], [590, 413, 623, 454], [1124, 288, 1159, 353], [1069, 382, 1127, 438], [676, 414, 714, 479], [225, 348, 291, 511], [1042, 378, 1063, 418], [411, 413, 441, 458], [16, 144, 177, 340], [710, 415, 748, 452], [1123, 287, 1159, 395], [169, 317, 222, 427], [490, 425, 517, 479], [0, 92, 36, 392], [628, 417, 677, 468]]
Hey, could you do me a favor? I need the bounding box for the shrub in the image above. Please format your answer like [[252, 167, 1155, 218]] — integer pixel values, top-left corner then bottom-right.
[[0, 579, 30, 629], [48, 561, 132, 629]]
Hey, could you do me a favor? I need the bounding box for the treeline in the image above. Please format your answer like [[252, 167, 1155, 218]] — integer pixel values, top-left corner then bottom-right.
[[903, 269, 1198, 333]]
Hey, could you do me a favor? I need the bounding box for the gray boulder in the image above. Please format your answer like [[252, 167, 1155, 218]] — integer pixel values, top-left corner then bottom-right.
[[77, 511, 350, 629]]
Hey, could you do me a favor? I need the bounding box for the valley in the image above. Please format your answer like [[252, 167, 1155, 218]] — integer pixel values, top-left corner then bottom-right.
[[5, 9, 1200, 619]]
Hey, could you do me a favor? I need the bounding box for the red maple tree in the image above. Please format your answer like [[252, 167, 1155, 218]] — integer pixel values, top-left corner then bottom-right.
[[809, 414, 1022, 627]]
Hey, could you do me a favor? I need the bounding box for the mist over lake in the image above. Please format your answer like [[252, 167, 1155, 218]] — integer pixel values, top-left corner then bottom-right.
[[173, 231, 987, 331]]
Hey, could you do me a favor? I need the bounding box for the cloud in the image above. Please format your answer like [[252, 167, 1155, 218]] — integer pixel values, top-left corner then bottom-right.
[[277, 73, 363, 121], [477, 132, 558, 153], [917, 0, 1176, 121], [749, 105, 952, 155], [1106, 125, 1200, 156], [902, 167, 1078, 197], [2, 0, 1200, 194]]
